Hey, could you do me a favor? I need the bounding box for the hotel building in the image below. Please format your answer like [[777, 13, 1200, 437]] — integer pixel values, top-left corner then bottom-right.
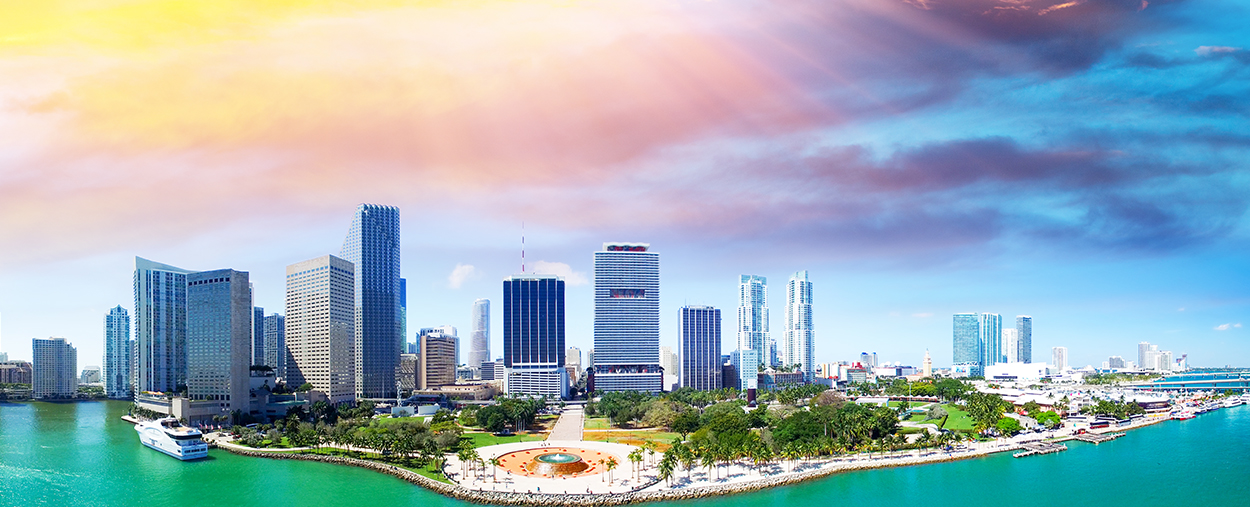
[[592, 243, 662, 392], [286, 255, 356, 404]]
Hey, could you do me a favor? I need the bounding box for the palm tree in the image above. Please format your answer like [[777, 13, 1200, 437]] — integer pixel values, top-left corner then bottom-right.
[[700, 448, 716, 480], [598, 459, 606, 482], [628, 449, 644, 480], [657, 453, 675, 487], [488, 457, 501, 482], [606, 457, 618, 484]]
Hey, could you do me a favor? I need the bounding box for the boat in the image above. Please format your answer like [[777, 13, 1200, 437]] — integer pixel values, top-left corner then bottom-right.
[[1171, 410, 1195, 420], [135, 417, 209, 460], [1223, 397, 1244, 408]]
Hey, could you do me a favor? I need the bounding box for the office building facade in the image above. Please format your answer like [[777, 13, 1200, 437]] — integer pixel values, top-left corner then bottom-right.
[[737, 275, 769, 371], [33, 337, 77, 398], [286, 255, 356, 404], [341, 203, 402, 399], [503, 274, 567, 398], [134, 257, 194, 394], [783, 271, 814, 381], [592, 243, 662, 392], [469, 299, 491, 373], [263, 314, 286, 378], [1016, 316, 1032, 363], [680, 305, 722, 391], [1052, 346, 1068, 371], [105, 305, 131, 398], [186, 269, 252, 413], [418, 333, 457, 389], [252, 306, 265, 366], [980, 313, 1003, 367]]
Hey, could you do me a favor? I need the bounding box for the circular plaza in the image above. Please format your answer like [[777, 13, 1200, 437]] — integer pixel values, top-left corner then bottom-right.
[[447, 440, 648, 495]]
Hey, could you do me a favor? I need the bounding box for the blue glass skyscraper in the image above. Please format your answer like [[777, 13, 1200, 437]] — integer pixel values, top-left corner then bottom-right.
[[1017, 315, 1033, 363], [186, 269, 251, 413], [253, 306, 265, 366], [593, 243, 662, 393], [952, 313, 981, 376], [980, 313, 1003, 366], [134, 257, 193, 394], [104, 306, 131, 399], [341, 204, 401, 399], [680, 305, 721, 391]]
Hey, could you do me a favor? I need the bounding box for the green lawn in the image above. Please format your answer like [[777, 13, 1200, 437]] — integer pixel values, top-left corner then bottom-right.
[[939, 404, 976, 431], [461, 431, 545, 448], [584, 416, 610, 430], [375, 415, 431, 425], [582, 429, 680, 450], [298, 447, 450, 483]]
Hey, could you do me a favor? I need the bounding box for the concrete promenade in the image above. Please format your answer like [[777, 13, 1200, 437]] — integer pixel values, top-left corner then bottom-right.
[[547, 407, 585, 441], [446, 440, 649, 495]]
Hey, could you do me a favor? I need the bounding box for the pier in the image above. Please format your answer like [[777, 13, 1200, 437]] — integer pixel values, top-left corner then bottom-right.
[[1074, 432, 1126, 444], [1013, 442, 1068, 458]]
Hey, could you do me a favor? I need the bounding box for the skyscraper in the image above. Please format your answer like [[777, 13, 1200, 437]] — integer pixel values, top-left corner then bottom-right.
[[469, 299, 491, 372], [980, 313, 1003, 367], [286, 255, 356, 404], [1138, 341, 1152, 368], [418, 332, 457, 389], [263, 313, 286, 378], [341, 203, 401, 399], [680, 305, 722, 391], [593, 243, 662, 392], [186, 269, 252, 414], [565, 346, 582, 371], [952, 313, 981, 376], [1002, 328, 1019, 363], [503, 274, 566, 398], [419, 325, 458, 366], [1052, 346, 1068, 371], [134, 257, 193, 394], [32, 337, 77, 399], [252, 306, 265, 366], [784, 271, 814, 381], [737, 275, 769, 371], [400, 277, 407, 354], [104, 306, 131, 399], [1017, 315, 1032, 363]]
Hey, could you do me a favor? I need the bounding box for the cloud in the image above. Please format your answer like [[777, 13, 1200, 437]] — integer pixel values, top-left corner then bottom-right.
[[1214, 323, 1242, 331], [447, 264, 478, 289], [1196, 46, 1242, 56], [530, 261, 589, 286]]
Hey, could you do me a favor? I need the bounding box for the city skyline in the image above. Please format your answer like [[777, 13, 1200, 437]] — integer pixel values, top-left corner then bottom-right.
[[1, 0, 1248, 373]]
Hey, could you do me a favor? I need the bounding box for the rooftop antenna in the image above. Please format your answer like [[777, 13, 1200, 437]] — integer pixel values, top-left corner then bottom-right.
[[521, 221, 526, 273]]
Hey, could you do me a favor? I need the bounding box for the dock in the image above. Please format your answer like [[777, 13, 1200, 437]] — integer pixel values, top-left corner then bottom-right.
[[1013, 441, 1068, 458], [1074, 432, 1125, 444]]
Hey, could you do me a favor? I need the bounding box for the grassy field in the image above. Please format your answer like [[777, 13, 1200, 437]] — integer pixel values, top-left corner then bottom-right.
[[582, 429, 679, 450], [297, 447, 450, 483], [939, 404, 976, 431], [375, 415, 431, 425], [584, 416, 610, 430], [461, 431, 545, 448]]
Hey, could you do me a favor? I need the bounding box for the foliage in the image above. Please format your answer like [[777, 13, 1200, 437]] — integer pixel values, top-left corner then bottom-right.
[[963, 392, 1010, 432], [995, 417, 1022, 436]]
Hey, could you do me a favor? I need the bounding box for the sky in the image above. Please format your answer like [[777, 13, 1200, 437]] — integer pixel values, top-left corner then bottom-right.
[[0, 0, 1247, 373]]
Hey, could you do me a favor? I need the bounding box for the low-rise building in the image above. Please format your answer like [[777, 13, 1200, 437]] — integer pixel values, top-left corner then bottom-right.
[[0, 361, 33, 384]]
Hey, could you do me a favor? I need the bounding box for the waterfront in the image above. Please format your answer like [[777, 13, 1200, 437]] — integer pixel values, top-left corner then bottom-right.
[[2, 400, 1248, 507]]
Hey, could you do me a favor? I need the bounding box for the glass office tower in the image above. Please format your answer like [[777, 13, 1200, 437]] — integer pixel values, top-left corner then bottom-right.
[[503, 274, 566, 398], [680, 305, 722, 391], [593, 243, 662, 392], [341, 204, 401, 399], [104, 306, 131, 399], [134, 257, 193, 394], [952, 313, 981, 376]]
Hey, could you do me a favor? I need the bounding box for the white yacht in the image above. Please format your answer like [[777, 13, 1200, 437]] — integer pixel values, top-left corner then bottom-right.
[[1223, 396, 1244, 408], [135, 418, 209, 460]]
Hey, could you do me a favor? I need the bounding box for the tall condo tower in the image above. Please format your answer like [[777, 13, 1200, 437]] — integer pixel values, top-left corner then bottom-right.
[[1052, 346, 1068, 371], [32, 337, 77, 398], [1002, 328, 1020, 363], [400, 278, 407, 353], [252, 306, 265, 366], [134, 257, 193, 394], [784, 271, 814, 381], [104, 306, 131, 399], [979, 313, 1003, 367], [186, 269, 252, 413], [737, 275, 769, 371], [593, 243, 662, 392], [1017, 316, 1032, 363], [952, 313, 981, 376], [503, 274, 566, 398], [680, 305, 722, 391], [469, 299, 491, 370], [263, 314, 286, 378], [341, 204, 401, 399], [286, 255, 356, 404]]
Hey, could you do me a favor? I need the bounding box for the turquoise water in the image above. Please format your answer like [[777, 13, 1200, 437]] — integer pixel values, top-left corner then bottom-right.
[[3, 400, 1248, 506]]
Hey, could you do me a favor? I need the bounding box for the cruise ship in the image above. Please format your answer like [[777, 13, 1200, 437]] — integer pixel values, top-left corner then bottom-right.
[[135, 418, 209, 460]]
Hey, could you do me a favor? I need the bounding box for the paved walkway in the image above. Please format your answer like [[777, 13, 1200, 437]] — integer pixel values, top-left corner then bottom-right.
[[547, 406, 585, 441]]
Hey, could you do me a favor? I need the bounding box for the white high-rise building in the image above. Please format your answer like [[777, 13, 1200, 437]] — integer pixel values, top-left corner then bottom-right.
[[592, 243, 662, 392], [33, 337, 77, 399], [737, 275, 769, 371], [104, 306, 131, 399], [1138, 342, 1153, 369], [286, 255, 356, 404], [1052, 346, 1068, 371], [1156, 350, 1174, 372], [469, 299, 490, 371], [783, 271, 814, 381], [1002, 328, 1020, 363]]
